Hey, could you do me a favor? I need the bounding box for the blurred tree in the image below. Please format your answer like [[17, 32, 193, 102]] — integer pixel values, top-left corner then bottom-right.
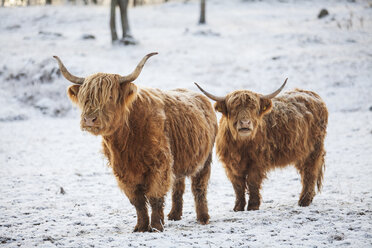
[[133, 0, 144, 7], [1, 0, 5, 6], [46, 0, 52, 4], [199, 0, 206, 24], [110, 0, 137, 45], [82, 0, 97, 5]]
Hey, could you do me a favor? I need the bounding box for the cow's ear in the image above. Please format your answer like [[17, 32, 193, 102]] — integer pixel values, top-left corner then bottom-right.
[[121, 82, 138, 106], [214, 101, 228, 116], [259, 97, 272, 115], [67, 85, 80, 104]]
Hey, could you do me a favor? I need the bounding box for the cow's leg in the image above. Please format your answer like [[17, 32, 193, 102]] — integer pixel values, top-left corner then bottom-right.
[[246, 168, 264, 211], [223, 162, 246, 211], [297, 165, 317, 207], [128, 185, 151, 232], [230, 175, 247, 211], [191, 153, 211, 224], [168, 177, 185, 221], [297, 143, 325, 207], [116, 180, 150, 232], [149, 196, 165, 232]]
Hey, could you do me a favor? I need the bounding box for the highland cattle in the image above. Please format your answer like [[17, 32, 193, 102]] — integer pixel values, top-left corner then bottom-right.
[[195, 79, 328, 210], [54, 53, 217, 231]]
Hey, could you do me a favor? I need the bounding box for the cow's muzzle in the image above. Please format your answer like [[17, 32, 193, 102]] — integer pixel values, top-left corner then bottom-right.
[[237, 119, 253, 134], [83, 115, 98, 127]]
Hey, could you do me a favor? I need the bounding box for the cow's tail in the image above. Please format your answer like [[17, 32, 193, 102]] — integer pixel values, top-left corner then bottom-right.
[[316, 150, 326, 192]]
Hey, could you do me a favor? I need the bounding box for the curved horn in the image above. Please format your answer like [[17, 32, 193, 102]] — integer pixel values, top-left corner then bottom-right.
[[119, 52, 158, 84], [53, 56, 85, 85], [194, 82, 226, 102], [262, 78, 288, 99]]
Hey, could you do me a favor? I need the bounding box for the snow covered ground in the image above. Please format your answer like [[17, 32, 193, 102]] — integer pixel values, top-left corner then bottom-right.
[[1, 0, 372, 247]]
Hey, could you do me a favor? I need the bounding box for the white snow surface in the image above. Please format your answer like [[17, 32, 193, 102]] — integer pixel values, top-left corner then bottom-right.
[[1, 0, 372, 247]]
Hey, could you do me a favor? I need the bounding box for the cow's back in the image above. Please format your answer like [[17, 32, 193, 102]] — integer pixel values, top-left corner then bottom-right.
[[264, 89, 328, 166], [162, 88, 217, 177]]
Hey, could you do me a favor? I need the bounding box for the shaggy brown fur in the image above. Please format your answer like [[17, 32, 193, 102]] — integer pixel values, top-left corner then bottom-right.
[[58, 59, 217, 232], [198, 84, 328, 211]]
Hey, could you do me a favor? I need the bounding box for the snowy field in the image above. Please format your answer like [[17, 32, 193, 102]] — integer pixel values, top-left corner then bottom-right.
[[1, 0, 372, 247]]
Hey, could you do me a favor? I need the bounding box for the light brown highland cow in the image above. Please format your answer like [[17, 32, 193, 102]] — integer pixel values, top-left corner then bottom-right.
[[195, 79, 328, 211], [53, 53, 217, 232]]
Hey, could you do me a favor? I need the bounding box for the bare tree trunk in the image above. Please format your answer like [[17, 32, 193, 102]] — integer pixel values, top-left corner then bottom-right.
[[1, 0, 4, 7], [92, 0, 97, 4], [117, 0, 130, 38], [133, 0, 144, 7], [110, 0, 118, 42], [45, 0, 52, 5], [110, 0, 136, 45], [199, 0, 206, 24]]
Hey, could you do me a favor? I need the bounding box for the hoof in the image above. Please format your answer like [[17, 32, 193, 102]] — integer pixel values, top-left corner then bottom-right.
[[233, 200, 246, 212], [298, 198, 312, 207], [133, 224, 152, 232], [197, 214, 210, 225], [247, 199, 260, 211], [151, 220, 164, 232], [150, 225, 164, 232], [247, 204, 259, 211], [233, 205, 245, 212], [168, 211, 182, 221]]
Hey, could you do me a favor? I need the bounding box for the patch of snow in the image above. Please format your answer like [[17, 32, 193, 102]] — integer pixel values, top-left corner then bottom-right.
[[0, 0, 371, 247]]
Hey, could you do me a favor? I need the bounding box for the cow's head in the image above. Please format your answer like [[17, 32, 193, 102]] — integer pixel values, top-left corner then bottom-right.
[[195, 79, 287, 141], [53, 53, 157, 136]]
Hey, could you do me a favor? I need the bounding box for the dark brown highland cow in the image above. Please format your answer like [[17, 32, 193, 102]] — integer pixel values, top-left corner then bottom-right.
[[53, 53, 217, 232], [195, 79, 328, 211]]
